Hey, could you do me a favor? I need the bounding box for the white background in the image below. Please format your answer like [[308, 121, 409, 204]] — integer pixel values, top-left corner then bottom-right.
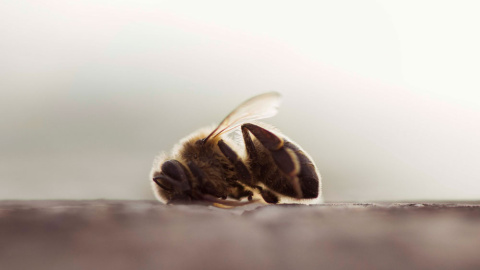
[[1, 0, 479, 201]]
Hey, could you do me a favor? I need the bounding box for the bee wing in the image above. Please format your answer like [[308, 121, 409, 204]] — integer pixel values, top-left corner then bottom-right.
[[204, 92, 282, 142]]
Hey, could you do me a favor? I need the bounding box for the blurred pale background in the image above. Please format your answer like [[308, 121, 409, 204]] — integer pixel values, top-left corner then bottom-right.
[[1, 0, 479, 202]]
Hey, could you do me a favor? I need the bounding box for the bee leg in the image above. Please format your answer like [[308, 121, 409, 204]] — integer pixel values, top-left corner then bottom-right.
[[217, 139, 255, 187], [241, 123, 303, 198], [236, 184, 254, 201], [187, 161, 203, 184], [260, 189, 279, 204], [186, 161, 208, 200], [246, 185, 278, 203], [186, 160, 227, 199], [217, 140, 257, 201], [227, 182, 254, 201], [241, 123, 259, 162]]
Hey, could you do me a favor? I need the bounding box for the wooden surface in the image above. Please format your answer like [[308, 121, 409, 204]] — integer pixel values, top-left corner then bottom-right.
[[1, 200, 480, 270]]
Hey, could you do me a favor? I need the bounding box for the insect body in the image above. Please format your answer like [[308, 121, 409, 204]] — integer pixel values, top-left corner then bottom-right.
[[150, 92, 322, 207]]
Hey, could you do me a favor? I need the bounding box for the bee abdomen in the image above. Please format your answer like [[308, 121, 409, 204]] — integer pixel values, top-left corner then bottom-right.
[[242, 123, 320, 200]]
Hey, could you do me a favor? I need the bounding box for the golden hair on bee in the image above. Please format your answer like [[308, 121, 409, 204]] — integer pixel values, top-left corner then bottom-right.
[[150, 92, 322, 207]]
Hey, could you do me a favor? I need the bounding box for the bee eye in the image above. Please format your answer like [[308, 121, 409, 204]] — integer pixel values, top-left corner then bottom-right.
[[162, 160, 187, 183], [160, 160, 191, 192]]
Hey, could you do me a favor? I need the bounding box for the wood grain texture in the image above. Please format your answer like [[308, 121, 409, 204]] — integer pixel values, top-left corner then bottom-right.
[[1, 200, 480, 270]]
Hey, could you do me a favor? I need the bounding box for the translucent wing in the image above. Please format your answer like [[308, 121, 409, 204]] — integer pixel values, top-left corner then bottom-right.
[[204, 92, 282, 142]]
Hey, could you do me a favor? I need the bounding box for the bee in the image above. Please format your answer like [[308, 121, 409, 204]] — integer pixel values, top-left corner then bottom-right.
[[150, 92, 322, 208]]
